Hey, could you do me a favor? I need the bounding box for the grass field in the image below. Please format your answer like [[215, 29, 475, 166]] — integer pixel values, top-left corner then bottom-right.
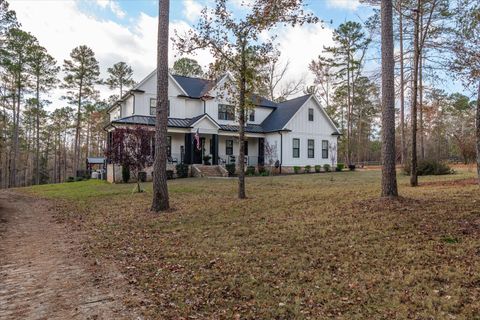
[[25, 169, 480, 319]]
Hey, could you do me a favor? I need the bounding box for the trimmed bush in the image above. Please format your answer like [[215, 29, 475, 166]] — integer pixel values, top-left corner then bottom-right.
[[304, 165, 311, 173], [176, 163, 189, 178], [336, 163, 345, 172], [66, 176, 75, 182], [348, 164, 356, 171], [315, 165, 322, 173], [293, 166, 301, 174], [260, 170, 270, 176], [75, 177, 84, 182], [403, 159, 453, 176], [225, 163, 236, 176], [246, 166, 256, 176], [166, 170, 174, 180], [258, 165, 267, 174], [122, 165, 130, 183], [323, 164, 331, 172]]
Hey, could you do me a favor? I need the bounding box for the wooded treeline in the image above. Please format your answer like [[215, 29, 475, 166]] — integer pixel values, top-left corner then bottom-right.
[[309, 0, 478, 169], [1, 0, 478, 191], [0, 0, 136, 188]]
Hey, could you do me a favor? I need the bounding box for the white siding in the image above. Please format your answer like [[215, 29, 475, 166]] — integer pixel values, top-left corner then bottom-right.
[[280, 97, 338, 166]]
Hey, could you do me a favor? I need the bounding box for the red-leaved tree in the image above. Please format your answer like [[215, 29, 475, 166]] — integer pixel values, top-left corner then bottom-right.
[[106, 126, 154, 193]]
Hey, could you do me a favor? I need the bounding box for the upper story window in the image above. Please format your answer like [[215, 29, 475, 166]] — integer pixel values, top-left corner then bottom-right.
[[218, 104, 235, 121], [249, 110, 255, 122], [308, 108, 314, 121], [150, 98, 170, 117]]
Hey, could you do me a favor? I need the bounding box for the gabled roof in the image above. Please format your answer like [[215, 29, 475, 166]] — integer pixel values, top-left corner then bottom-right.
[[172, 75, 215, 98], [260, 94, 312, 132]]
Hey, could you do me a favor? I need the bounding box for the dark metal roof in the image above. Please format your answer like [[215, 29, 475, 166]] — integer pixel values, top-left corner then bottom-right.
[[260, 94, 312, 132], [219, 124, 265, 134], [111, 114, 214, 129], [172, 75, 214, 98], [251, 94, 277, 108]]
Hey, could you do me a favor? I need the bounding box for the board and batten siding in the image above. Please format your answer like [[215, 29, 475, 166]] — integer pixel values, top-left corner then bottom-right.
[[273, 97, 338, 167]]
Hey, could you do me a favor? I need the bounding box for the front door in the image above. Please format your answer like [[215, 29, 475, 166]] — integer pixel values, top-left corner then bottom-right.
[[193, 137, 205, 164]]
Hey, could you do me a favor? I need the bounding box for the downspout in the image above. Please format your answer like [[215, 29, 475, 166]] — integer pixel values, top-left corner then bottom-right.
[[202, 98, 206, 114], [279, 131, 283, 174]]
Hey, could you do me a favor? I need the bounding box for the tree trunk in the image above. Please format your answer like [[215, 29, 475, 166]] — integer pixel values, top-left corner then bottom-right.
[[73, 82, 83, 177], [476, 80, 480, 185], [419, 16, 425, 160], [381, 0, 398, 198], [346, 59, 351, 165], [35, 78, 40, 185], [238, 42, 247, 199], [398, 1, 406, 165], [410, 2, 421, 187], [151, 0, 170, 212]]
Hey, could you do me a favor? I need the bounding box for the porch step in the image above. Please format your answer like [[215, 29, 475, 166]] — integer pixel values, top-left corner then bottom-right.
[[192, 165, 226, 178]]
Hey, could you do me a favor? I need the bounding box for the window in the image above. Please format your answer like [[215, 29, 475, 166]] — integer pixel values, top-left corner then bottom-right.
[[218, 104, 235, 120], [249, 110, 255, 122], [226, 140, 233, 155], [244, 141, 248, 156], [150, 99, 170, 116], [308, 139, 315, 158], [292, 138, 300, 158], [322, 140, 329, 159], [150, 98, 156, 116], [308, 108, 314, 121], [167, 136, 172, 157]]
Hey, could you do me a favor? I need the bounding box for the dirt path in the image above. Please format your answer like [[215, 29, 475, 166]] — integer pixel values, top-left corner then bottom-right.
[[0, 190, 141, 320]]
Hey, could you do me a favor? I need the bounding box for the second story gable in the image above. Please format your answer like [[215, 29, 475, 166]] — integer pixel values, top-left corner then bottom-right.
[[108, 71, 277, 125]]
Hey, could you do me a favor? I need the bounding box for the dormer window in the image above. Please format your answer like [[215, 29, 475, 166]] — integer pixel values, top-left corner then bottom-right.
[[218, 104, 235, 120], [249, 110, 255, 122], [308, 108, 314, 121]]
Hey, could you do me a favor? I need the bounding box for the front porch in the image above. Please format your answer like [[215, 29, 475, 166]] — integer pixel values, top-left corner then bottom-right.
[[167, 131, 265, 168]]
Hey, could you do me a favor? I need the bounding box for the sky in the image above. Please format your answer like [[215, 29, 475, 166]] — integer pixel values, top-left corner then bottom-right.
[[9, 0, 376, 110]]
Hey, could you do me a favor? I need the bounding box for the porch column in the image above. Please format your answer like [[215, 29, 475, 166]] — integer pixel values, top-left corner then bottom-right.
[[184, 133, 193, 164], [212, 134, 219, 165]]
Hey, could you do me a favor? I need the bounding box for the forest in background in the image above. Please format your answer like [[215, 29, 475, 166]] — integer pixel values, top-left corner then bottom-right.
[[0, 0, 478, 188]]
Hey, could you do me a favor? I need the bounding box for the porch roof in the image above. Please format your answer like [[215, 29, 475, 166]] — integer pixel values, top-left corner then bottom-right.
[[219, 123, 264, 133], [111, 115, 205, 128]]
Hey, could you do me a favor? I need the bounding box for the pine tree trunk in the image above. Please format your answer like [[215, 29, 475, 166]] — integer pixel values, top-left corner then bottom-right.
[[346, 60, 351, 165], [398, 1, 406, 165], [151, 0, 170, 212], [381, 0, 398, 197], [410, 2, 421, 187], [476, 80, 480, 186], [73, 83, 83, 177], [35, 78, 40, 185]]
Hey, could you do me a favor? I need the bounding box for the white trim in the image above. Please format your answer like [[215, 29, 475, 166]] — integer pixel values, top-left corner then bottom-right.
[[133, 70, 189, 96], [190, 114, 221, 129]]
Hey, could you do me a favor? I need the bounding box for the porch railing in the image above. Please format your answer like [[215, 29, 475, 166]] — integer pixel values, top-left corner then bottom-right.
[[218, 155, 264, 167]]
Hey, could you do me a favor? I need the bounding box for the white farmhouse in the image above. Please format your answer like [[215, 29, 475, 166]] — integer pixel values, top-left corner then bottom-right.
[[105, 71, 340, 181]]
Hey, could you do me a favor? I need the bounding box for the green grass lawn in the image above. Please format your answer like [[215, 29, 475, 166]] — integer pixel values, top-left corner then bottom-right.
[[25, 170, 480, 319]]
